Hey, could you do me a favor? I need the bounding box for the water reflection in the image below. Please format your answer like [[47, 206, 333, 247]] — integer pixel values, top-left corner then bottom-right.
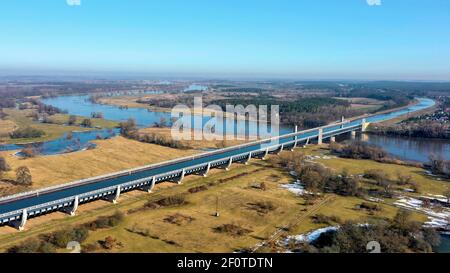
[[0, 97, 437, 156], [362, 134, 450, 163]]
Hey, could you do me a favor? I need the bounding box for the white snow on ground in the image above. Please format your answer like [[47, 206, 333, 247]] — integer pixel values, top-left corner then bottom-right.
[[282, 226, 339, 245], [306, 155, 337, 161], [366, 197, 383, 203], [424, 170, 439, 177], [280, 180, 310, 196], [394, 196, 450, 229]]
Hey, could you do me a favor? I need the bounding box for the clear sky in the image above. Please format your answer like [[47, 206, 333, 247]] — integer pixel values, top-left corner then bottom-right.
[[1, 0, 450, 80]]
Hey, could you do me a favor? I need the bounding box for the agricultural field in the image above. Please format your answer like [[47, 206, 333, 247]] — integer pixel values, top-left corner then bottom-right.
[[0, 144, 443, 253]]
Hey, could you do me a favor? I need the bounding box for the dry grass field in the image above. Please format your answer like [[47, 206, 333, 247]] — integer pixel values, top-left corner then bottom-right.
[[139, 127, 249, 150], [0, 136, 197, 190], [0, 145, 441, 253]]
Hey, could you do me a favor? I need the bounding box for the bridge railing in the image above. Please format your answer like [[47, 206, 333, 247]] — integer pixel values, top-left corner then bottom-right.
[[0, 120, 360, 204], [0, 145, 282, 220], [0, 124, 365, 220]]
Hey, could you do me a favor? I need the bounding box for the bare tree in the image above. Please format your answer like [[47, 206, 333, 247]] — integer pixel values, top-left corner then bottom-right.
[[16, 166, 32, 186]]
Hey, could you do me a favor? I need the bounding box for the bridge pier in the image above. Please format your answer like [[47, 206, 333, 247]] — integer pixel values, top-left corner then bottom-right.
[[361, 118, 369, 132], [62, 196, 79, 216], [244, 152, 252, 165], [177, 169, 186, 184], [141, 176, 156, 193], [203, 163, 211, 177], [351, 131, 356, 140], [291, 125, 298, 151], [225, 157, 233, 171], [318, 128, 323, 145], [112, 186, 121, 204], [291, 139, 298, 151], [9, 209, 28, 231], [303, 138, 310, 148], [330, 136, 336, 143], [276, 144, 284, 154]]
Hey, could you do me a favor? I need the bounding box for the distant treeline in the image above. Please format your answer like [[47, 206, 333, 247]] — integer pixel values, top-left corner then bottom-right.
[[336, 89, 413, 111], [210, 97, 356, 128], [211, 97, 350, 113], [220, 88, 266, 93], [369, 122, 449, 139]]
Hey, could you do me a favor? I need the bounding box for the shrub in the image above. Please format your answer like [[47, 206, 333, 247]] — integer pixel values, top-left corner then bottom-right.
[[312, 214, 342, 225], [364, 169, 389, 184], [164, 213, 195, 226], [214, 224, 252, 237], [0, 156, 10, 172], [145, 195, 187, 209], [9, 126, 45, 139], [359, 202, 381, 212], [20, 147, 39, 158], [101, 236, 117, 250], [249, 201, 277, 214], [119, 118, 138, 138], [7, 239, 41, 253], [260, 182, 267, 191], [188, 185, 208, 194], [82, 243, 101, 253], [81, 118, 92, 127], [68, 115, 77, 125], [47, 227, 89, 248], [15, 166, 32, 186], [396, 172, 413, 185], [84, 211, 125, 231]]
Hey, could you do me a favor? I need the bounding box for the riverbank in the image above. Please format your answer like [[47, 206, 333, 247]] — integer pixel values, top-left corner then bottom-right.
[[0, 136, 197, 193], [0, 108, 119, 145]]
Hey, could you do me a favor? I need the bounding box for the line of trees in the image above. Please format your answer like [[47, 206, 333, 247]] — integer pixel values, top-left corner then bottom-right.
[[369, 122, 449, 139], [9, 126, 45, 139], [272, 151, 361, 196], [118, 118, 187, 149], [292, 210, 441, 253], [429, 156, 450, 178], [0, 156, 32, 186]]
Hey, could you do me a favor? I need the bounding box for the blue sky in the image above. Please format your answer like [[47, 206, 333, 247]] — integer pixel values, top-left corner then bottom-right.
[[1, 0, 450, 80]]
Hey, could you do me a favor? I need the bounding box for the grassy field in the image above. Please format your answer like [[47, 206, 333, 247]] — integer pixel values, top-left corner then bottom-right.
[[0, 136, 197, 190], [307, 146, 450, 195], [46, 113, 119, 129], [98, 96, 170, 112], [333, 97, 384, 112], [0, 119, 18, 138], [0, 108, 88, 144], [0, 109, 119, 145], [0, 144, 444, 253], [139, 127, 249, 149]]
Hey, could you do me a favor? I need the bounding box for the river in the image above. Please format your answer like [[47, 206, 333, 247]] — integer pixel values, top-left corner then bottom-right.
[[0, 97, 437, 156]]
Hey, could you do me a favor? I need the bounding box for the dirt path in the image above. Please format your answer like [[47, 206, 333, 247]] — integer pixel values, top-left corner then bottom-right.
[[252, 194, 336, 252]]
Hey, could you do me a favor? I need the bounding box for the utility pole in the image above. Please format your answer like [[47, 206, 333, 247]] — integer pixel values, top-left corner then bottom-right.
[[215, 195, 220, 217]]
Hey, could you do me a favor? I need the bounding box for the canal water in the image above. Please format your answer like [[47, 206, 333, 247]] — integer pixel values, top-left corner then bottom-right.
[[0, 97, 438, 158]]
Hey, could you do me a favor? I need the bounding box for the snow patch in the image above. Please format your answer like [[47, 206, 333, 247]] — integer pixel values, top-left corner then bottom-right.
[[282, 226, 339, 244], [280, 180, 310, 196]]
